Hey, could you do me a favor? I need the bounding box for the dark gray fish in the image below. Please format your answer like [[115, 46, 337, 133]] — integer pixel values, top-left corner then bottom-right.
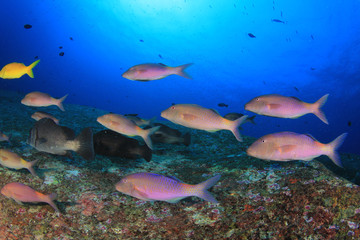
[[271, 19, 285, 23], [248, 33, 256, 38], [224, 113, 256, 125], [27, 118, 94, 160], [93, 130, 152, 162], [145, 123, 191, 146], [218, 103, 228, 107]]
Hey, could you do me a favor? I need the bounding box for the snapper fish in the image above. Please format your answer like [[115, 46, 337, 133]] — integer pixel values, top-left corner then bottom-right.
[[246, 131, 347, 168], [21, 91, 68, 111], [245, 94, 329, 124], [0, 149, 39, 177], [116, 172, 221, 203], [0, 60, 40, 79], [122, 63, 193, 81], [31, 111, 60, 124], [161, 104, 247, 142], [97, 113, 160, 150], [1, 182, 59, 212]]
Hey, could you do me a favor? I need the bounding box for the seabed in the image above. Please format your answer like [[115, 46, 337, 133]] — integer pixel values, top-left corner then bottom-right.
[[0, 90, 359, 239]]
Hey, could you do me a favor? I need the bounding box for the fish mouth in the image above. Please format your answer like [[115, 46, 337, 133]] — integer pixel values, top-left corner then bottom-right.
[[244, 104, 249, 111]]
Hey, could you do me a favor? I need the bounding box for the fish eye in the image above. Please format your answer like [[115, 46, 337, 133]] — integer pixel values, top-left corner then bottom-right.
[[256, 98, 260, 101], [171, 106, 175, 110]]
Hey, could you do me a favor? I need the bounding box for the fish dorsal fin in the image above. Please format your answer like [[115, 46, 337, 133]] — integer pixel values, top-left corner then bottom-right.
[[304, 134, 318, 141], [290, 96, 302, 102], [210, 108, 220, 115], [158, 63, 167, 66], [267, 104, 282, 109], [166, 176, 182, 182], [182, 114, 198, 121], [278, 145, 296, 153], [125, 114, 138, 117]]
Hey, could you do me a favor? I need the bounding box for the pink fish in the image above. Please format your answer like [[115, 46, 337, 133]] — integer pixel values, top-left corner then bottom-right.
[[122, 63, 193, 81], [161, 104, 247, 141], [0, 149, 39, 177], [97, 113, 160, 149], [246, 131, 347, 167], [116, 173, 221, 203], [244, 94, 329, 124], [1, 182, 59, 212], [21, 91, 68, 111], [31, 111, 60, 124]]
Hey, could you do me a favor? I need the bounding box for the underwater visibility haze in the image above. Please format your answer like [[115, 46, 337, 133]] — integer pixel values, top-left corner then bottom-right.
[[1, 0, 360, 239]]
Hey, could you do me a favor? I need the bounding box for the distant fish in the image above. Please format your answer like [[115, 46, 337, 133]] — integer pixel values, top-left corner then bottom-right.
[[145, 123, 191, 146], [294, 87, 299, 92], [59, 52, 64, 56], [69, 37, 73, 41], [245, 94, 329, 124], [24, 24, 32, 29], [93, 130, 152, 162], [248, 33, 256, 38], [311, 35, 314, 40], [124, 115, 156, 127], [59, 46, 63, 49], [310, 67, 316, 71], [27, 118, 94, 160], [247, 132, 347, 168], [218, 103, 228, 107], [224, 113, 256, 125], [0, 131, 11, 144], [116, 173, 221, 203], [348, 121, 352, 127], [0, 60, 40, 79], [1, 182, 59, 212], [139, 39, 144, 42], [271, 19, 286, 23], [97, 113, 160, 150], [158, 54, 163, 59], [31, 111, 60, 124], [0, 149, 39, 177], [161, 104, 247, 141], [21, 91, 68, 111], [122, 63, 193, 81]]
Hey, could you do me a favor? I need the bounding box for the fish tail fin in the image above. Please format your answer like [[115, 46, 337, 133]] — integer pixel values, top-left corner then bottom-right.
[[142, 126, 160, 150], [27, 59, 40, 78], [147, 116, 157, 126], [26, 159, 39, 177], [175, 63, 193, 79], [326, 133, 347, 168], [194, 175, 221, 203], [46, 193, 60, 212], [312, 94, 329, 124], [56, 94, 68, 111], [183, 132, 191, 146], [140, 145, 152, 162], [247, 116, 256, 124], [75, 127, 95, 160], [228, 115, 248, 142]]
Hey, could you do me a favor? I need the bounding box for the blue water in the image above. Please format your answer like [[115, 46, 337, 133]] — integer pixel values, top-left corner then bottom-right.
[[1, 0, 359, 154]]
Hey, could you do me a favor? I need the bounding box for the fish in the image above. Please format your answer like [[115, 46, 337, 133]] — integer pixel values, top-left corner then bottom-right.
[[271, 19, 285, 23], [27, 118, 94, 160], [161, 104, 247, 141], [93, 130, 152, 162], [124, 114, 156, 127], [218, 103, 228, 107], [0, 149, 39, 177], [122, 63, 193, 81], [21, 91, 68, 111], [24, 24, 32, 29], [224, 113, 256, 125], [1, 182, 59, 212], [115, 173, 221, 203], [59, 52, 64, 56], [31, 111, 60, 124], [0, 131, 11, 144], [248, 33, 256, 38], [0, 60, 40, 79], [246, 132, 347, 168], [144, 123, 191, 146], [244, 94, 329, 124], [97, 113, 160, 150]]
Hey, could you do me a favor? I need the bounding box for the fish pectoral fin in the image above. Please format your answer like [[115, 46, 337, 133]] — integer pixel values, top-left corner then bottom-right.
[[110, 121, 120, 127], [182, 114, 198, 121], [267, 104, 282, 110], [278, 145, 297, 153], [133, 186, 149, 199]]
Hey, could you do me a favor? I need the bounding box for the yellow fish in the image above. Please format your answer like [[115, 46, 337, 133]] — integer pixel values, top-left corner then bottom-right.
[[0, 149, 39, 177], [0, 60, 40, 79]]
